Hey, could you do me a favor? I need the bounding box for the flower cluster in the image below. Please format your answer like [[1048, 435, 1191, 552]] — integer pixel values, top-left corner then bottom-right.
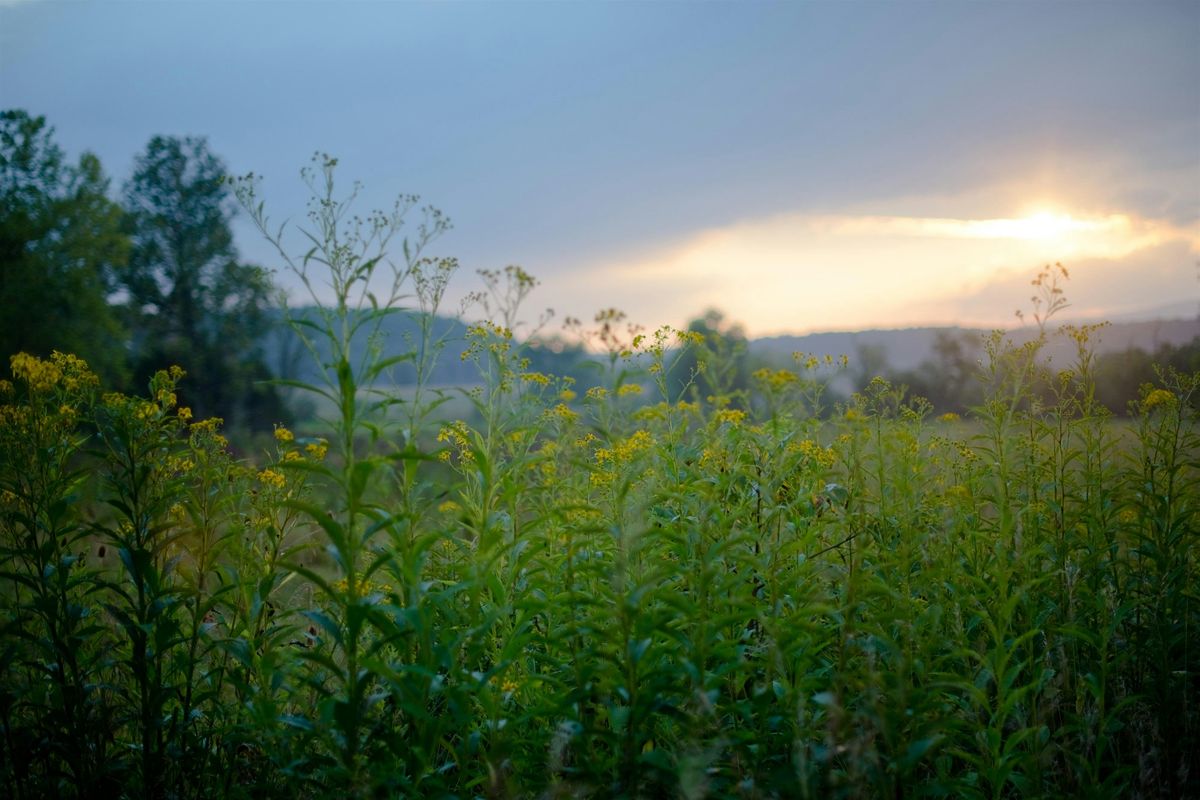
[[1141, 388, 1176, 413], [437, 419, 473, 462]]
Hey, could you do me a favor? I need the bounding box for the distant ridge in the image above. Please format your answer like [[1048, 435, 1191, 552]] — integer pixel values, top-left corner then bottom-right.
[[261, 305, 1199, 386], [751, 318, 1200, 373]]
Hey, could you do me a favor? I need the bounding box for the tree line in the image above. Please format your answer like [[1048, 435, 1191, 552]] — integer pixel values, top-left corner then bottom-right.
[[0, 109, 287, 434]]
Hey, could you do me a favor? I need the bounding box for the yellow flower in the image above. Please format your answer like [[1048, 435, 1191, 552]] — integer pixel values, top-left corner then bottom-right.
[[544, 403, 579, 424], [305, 440, 328, 461], [938, 412, 960, 423], [10, 352, 62, 393], [166, 455, 195, 474], [559, 388, 577, 402], [257, 469, 286, 489], [596, 430, 654, 466], [753, 368, 798, 391], [520, 371, 552, 387], [713, 408, 746, 426], [274, 425, 294, 442], [617, 383, 643, 398], [1142, 389, 1176, 412], [790, 438, 836, 469]]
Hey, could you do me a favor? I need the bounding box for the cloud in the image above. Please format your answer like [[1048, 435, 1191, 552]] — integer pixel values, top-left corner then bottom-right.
[[546, 208, 1198, 336]]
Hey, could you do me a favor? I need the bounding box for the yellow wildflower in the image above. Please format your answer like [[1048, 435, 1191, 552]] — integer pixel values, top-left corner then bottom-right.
[[274, 425, 294, 443], [520, 371, 552, 387], [713, 408, 746, 426], [257, 469, 286, 489], [544, 403, 579, 424], [754, 368, 798, 391], [10, 352, 62, 393], [1142, 389, 1176, 412]]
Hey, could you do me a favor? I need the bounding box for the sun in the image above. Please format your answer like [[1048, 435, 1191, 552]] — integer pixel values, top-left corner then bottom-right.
[[1012, 211, 1079, 240], [985, 210, 1104, 242]]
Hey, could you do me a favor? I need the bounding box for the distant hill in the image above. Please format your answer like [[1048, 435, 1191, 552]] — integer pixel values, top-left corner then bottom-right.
[[751, 318, 1200, 373], [260, 306, 1199, 389], [260, 307, 478, 387]]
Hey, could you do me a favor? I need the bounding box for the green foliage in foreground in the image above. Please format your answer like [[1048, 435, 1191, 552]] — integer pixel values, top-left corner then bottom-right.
[[2, 164, 1198, 799]]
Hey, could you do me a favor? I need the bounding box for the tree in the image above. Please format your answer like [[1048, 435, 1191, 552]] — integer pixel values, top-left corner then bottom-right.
[[0, 110, 130, 384], [676, 308, 752, 407], [120, 135, 286, 431], [890, 329, 984, 414]]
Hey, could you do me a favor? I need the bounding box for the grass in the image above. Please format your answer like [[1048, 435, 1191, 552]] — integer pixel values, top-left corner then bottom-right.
[[1, 167, 1197, 799]]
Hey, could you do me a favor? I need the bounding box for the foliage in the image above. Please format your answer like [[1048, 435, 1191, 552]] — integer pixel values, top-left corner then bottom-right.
[[1, 162, 1197, 800], [675, 308, 752, 408], [120, 135, 286, 432], [0, 110, 130, 386]]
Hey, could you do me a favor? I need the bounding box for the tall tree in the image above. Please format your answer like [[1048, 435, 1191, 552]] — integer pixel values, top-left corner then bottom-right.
[[0, 110, 130, 384], [121, 135, 286, 431]]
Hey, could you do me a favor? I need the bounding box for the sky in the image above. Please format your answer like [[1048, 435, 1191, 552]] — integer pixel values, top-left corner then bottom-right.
[[2, 0, 1198, 337]]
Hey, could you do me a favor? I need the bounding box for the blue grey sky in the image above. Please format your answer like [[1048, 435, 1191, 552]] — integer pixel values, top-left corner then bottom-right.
[[2, 0, 1197, 334]]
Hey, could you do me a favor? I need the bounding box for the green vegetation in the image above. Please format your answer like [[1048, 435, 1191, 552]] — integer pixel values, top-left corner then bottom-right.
[[0, 110, 130, 386], [0, 110, 287, 434], [1, 159, 1198, 799], [121, 135, 287, 432]]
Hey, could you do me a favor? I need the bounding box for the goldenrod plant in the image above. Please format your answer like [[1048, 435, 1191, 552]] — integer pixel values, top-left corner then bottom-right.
[[0, 167, 1195, 797]]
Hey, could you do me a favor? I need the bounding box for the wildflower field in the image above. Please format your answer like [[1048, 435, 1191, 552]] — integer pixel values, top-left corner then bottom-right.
[[2, 164, 1197, 799]]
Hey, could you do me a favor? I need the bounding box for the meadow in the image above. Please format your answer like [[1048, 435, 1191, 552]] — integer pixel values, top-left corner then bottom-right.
[[1, 163, 1196, 799]]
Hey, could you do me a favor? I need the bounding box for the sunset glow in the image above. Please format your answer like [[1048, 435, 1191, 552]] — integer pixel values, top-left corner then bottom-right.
[[552, 206, 1200, 337]]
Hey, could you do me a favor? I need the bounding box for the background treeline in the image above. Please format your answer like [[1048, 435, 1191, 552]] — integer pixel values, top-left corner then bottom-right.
[[0, 110, 287, 434], [261, 304, 1200, 421]]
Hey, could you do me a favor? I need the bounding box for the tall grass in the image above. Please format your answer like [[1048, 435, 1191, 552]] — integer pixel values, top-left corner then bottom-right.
[[1, 170, 1196, 798]]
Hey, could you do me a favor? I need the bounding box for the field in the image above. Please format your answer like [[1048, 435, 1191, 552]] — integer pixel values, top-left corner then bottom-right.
[[1, 176, 1197, 799]]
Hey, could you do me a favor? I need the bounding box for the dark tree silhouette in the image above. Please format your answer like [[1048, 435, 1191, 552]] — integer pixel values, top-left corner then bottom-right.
[[121, 135, 287, 431]]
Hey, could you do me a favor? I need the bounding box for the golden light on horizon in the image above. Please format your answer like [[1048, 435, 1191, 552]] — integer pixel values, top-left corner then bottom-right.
[[983, 211, 1112, 241], [553, 204, 1200, 337]]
